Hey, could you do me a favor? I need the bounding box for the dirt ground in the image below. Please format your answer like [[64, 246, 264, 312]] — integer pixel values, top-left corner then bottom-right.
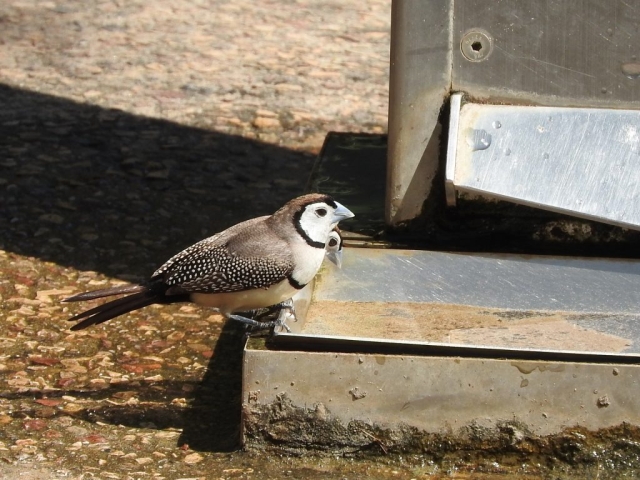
[[0, 1, 635, 479]]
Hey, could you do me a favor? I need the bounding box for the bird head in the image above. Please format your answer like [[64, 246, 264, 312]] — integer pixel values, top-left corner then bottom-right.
[[271, 193, 354, 248], [325, 227, 343, 268]]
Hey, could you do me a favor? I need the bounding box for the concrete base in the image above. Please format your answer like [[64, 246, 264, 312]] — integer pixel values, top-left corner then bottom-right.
[[242, 340, 640, 453]]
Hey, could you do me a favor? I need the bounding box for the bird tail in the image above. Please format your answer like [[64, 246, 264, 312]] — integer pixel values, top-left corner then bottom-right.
[[63, 284, 146, 302], [65, 289, 160, 331]]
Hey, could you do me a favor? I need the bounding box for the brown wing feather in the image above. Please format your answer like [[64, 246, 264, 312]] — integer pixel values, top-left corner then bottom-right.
[[154, 216, 294, 294]]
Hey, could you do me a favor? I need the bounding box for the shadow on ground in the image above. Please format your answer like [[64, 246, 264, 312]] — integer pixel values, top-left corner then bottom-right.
[[0, 83, 315, 279], [0, 83, 316, 451], [178, 321, 248, 451], [1, 321, 247, 452]]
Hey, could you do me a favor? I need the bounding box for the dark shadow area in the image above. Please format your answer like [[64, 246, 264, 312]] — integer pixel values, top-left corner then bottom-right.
[[0, 322, 248, 451], [0, 83, 315, 280], [0, 84, 316, 452], [177, 321, 247, 451], [2, 379, 197, 430]]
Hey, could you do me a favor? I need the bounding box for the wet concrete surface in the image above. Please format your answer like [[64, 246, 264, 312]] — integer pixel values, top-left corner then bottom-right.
[[245, 391, 640, 479]]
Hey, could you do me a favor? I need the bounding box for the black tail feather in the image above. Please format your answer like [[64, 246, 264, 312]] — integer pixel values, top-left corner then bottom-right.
[[63, 284, 146, 302], [68, 291, 159, 331], [67, 290, 152, 322]]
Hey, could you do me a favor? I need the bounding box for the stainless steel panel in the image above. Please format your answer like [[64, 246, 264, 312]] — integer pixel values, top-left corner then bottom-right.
[[453, 103, 640, 230], [453, 0, 640, 107], [388, 0, 640, 225], [386, 0, 453, 225], [313, 250, 640, 314], [275, 248, 640, 357]]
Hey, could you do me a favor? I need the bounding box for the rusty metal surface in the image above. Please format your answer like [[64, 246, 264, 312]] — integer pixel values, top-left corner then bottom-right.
[[275, 248, 640, 357]]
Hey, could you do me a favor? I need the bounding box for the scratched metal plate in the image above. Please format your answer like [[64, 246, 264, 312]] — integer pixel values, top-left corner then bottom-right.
[[274, 248, 640, 359], [450, 102, 640, 230]]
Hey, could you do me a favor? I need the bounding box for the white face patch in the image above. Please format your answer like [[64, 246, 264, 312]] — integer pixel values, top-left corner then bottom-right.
[[326, 230, 342, 252], [297, 201, 338, 247]]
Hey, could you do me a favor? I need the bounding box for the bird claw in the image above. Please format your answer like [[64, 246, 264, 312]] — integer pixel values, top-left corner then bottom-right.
[[267, 299, 295, 332], [277, 299, 297, 322], [229, 300, 296, 333], [257, 316, 292, 333], [273, 310, 293, 332]]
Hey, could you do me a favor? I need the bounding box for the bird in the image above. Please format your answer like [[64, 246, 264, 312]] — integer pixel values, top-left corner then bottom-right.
[[325, 227, 343, 268], [241, 226, 346, 327], [63, 193, 354, 331]]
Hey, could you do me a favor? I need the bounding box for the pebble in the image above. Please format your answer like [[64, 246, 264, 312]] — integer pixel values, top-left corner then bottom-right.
[[186, 343, 209, 352], [252, 116, 281, 129], [167, 331, 185, 341], [39, 214, 65, 225], [183, 452, 204, 464], [83, 90, 102, 98], [255, 109, 277, 118], [67, 426, 89, 436]]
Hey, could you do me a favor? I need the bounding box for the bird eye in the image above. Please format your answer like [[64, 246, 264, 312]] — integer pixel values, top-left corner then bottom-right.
[[316, 208, 327, 217]]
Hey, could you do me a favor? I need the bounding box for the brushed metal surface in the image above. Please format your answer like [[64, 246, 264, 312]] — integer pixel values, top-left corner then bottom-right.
[[386, 0, 452, 225], [274, 248, 640, 357], [311, 249, 640, 315], [386, 0, 640, 225], [453, 103, 640, 229], [454, 0, 640, 107]]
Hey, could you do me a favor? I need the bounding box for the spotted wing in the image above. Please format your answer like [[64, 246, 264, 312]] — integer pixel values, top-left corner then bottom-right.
[[153, 235, 293, 294]]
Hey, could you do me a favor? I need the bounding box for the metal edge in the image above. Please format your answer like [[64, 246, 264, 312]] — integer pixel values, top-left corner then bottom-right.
[[239, 332, 250, 446], [457, 183, 640, 233], [386, 0, 453, 225], [445, 92, 463, 206], [268, 330, 640, 364]]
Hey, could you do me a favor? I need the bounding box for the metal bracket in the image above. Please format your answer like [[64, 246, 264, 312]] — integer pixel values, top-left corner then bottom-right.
[[446, 101, 640, 230]]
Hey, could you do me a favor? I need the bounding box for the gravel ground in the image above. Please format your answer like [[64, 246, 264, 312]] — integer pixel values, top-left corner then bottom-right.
[[0, 1, 396, 478]]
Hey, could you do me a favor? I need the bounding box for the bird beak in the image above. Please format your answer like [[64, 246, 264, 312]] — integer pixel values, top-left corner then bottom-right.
[[326, 250, 343, 269], [332, 201, 355, 224]]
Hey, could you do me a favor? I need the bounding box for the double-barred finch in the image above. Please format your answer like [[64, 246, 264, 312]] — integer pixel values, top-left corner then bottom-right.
[[63, 193, 354, 331], [325, 227, 343, 268]]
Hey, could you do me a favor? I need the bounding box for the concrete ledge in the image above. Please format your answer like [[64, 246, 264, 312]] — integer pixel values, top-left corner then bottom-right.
[[242, 342, 640, 459]]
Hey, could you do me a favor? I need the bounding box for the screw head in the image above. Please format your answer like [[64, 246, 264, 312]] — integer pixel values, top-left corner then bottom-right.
[[461, 30, 493, 62]]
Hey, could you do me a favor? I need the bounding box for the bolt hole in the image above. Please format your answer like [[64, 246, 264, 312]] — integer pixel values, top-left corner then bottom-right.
[[471, 41, 483, 52]]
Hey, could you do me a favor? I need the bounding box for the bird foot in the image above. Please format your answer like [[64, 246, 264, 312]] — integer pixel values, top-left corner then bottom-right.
[[250, 300, 297, 322], [229, 300, 296, 333], [276, 299, 297, 322]]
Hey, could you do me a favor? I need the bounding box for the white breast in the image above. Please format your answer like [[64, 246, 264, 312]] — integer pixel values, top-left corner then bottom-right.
[[189, 279, 297, 315], [288, 241, 326, 286]]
